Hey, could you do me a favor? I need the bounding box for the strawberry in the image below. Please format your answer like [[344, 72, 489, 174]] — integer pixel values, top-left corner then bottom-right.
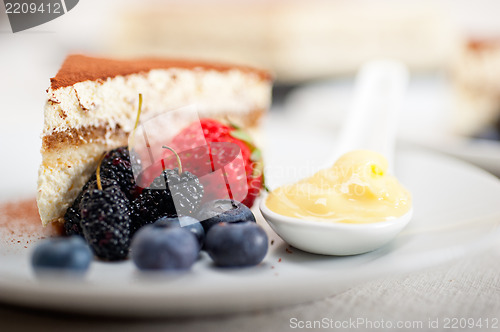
[[138, 119, 263, 208]]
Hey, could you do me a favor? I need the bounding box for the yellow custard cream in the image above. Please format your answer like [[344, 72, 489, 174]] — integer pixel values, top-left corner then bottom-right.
[[266, 150, 412, 223]]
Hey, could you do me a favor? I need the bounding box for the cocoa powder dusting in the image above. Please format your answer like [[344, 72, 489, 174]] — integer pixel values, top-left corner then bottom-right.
[[0, 199, 63, 247], [50, 55, 272, 90]]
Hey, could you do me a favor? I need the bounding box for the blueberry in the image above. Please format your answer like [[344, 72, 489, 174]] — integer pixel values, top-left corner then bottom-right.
[[197, 199, 256, 232], [31, 236, 92, 275], [205, 222, 268, 267], [154, 216, 205, 248], [131, 225, 198, 271]]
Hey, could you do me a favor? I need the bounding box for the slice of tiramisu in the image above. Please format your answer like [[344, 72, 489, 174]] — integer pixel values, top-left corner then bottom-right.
[[38, 55, 272, 226]]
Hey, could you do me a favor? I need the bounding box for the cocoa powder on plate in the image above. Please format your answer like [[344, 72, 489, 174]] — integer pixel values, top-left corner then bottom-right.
[[0, 199, 63, 247]]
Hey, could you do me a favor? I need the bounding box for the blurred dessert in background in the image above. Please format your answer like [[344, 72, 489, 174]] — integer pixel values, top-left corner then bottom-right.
[[451, 38, 500, 137], [107, 0, 458, 83]]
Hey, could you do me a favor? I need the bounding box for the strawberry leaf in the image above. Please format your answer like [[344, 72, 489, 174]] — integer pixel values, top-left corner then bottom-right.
[[228, 125, 266, 192], [250, 149, 262, 162], [229, 129, 254, 145]]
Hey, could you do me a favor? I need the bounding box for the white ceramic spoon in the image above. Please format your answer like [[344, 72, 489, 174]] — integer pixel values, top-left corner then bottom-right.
[[260, 60, 413, 255]]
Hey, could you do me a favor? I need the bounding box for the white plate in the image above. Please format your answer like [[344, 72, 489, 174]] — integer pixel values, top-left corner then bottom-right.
[[0, 117, 500, 317]]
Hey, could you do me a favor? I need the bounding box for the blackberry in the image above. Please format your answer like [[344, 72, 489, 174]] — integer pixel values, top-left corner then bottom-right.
[[130, 168, 204, 234], [64, 197, 85, 237], [63, 177, 116, 237], [166, 168, 204, 215], [79, 179, 131, 261], [99, 147, 140, 199], [130, 189, 176, 235], [63, 147, 138, 237]]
